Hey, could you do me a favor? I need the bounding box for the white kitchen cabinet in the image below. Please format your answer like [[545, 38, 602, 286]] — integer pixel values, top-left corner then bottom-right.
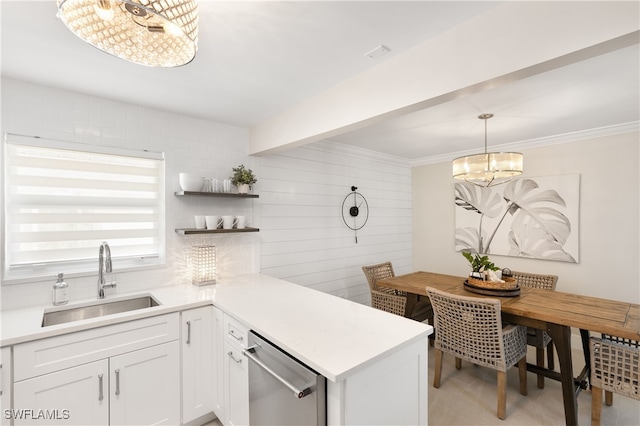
[[1, 347, 13, 426], [223, 343, 249, 426], [13, 314, 178, 381], [326, 338, 428, 425], [221, 312, 249, 426], [110, 341, 180, 425], [13, 313, 180, 426], [212, 307, 225, 419], [181, 306, 214, 424], [13, 342, 179, 426], [14, 359, 109, 425]]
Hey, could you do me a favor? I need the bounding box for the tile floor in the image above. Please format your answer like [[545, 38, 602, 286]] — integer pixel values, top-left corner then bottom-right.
[[427, 345, 639, 425], [205, 344, 639, 426]]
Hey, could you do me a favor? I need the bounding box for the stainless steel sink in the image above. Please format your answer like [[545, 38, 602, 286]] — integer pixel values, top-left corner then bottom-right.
[[42, 295, 161, 327]]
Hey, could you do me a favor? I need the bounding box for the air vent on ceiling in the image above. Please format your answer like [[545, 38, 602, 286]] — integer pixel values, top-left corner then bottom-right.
[[364, 45, 390, 60]]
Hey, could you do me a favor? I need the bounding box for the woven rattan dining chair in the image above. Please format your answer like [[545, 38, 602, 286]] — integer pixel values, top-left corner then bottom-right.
[[511, 270, 558, 389], [426, 286, 528, 420], [590, 335, 639, 426], [362, 262, 433, 323]]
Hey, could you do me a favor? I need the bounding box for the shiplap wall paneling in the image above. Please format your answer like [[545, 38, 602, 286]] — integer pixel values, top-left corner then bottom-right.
[[258, 141, 412, 305]]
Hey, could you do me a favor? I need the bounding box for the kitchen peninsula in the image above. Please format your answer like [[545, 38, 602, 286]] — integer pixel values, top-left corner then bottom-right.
[[0, 274, 432, 425]]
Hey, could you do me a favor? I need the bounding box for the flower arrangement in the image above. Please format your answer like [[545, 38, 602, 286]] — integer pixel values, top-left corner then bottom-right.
[[230, 164, 257, 187]]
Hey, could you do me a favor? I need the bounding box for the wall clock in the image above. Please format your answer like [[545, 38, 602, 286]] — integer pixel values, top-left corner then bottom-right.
[[341, 186, 369, 243]]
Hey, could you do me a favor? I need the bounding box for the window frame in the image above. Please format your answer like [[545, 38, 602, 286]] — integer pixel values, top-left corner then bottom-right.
[[2, 133, 166, 285]]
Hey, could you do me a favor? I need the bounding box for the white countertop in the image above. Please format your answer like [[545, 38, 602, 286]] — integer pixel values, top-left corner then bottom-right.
[[1, 274, 432, 382]]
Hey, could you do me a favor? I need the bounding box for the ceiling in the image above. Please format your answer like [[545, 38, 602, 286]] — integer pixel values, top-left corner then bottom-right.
[[333, 43, 640, 161], [2, 1, 639, 162]]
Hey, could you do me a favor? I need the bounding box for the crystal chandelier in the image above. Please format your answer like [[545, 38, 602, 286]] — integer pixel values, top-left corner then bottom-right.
[[452, 114, 523, 187], [57, 0, 198, 67]]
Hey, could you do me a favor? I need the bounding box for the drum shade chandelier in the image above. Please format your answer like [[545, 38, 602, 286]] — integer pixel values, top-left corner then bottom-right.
[[452, 113, 523, 187], [57, 0, 198, 67]]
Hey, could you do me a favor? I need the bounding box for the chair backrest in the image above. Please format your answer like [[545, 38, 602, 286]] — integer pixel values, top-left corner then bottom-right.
[[511, 271, 558, 290], [426, 286, 508, 370], [590, 336, 640, 400], [601, 334, 640, 348], [362, 262, 395, 291]]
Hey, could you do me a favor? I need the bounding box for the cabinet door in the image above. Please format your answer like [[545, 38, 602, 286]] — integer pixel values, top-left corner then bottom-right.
[[110, 341, 180, 426], [13, 359, 109, 425], [1, 347, 12, 426], [182, 307, 214, 424], [213, 307, 224, 420], [223, 342, 249, 426]]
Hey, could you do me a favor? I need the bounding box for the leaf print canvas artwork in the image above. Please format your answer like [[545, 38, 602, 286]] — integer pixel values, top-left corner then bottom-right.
[[455, 174, 580, 263]]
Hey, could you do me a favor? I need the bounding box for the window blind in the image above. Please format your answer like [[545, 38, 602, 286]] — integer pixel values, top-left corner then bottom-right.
[[4, 134, 165, 281]]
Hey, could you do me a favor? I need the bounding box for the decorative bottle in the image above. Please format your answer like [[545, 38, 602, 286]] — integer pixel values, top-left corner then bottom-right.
[[53, 273, 69, 306]]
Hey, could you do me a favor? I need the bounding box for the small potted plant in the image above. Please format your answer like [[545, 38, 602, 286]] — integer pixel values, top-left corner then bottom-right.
[[462, 251, 499, 280], [461, 251, 519, 292], [230, 164, 257, 194]]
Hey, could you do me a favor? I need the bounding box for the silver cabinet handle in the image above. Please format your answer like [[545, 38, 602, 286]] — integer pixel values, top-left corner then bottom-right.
[[227, 351, 242, 364], [98, 374, 104, 401], [0, 363, 3, 396], [229, 329, 243, 342], [115, 369, 120, 396], [186, 321, 191, 345], [243, 347, 311, 399]]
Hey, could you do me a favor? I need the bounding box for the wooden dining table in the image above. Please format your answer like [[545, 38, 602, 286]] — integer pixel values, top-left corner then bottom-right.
[[378, 271, 640, 426]]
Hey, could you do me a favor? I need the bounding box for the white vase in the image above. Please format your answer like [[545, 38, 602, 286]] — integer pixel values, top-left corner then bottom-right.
[[237, 184, 250, 194]]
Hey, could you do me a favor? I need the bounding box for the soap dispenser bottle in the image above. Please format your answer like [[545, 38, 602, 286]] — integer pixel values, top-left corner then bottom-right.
[[53, 273, 69, 306]]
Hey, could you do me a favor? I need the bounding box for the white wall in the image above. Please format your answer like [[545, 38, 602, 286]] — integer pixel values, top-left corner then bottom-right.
[[0, 79, 412, 310], [413, 131, 639, 304], [1, 78, 259, 310], [6, 79, 634, 313], [258, 140, 412, 304]]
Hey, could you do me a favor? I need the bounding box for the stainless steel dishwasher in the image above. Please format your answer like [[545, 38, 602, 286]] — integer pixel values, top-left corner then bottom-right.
[[243, 331, 326, 425]]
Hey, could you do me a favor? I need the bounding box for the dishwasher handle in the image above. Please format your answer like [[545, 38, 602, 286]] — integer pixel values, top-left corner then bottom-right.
[[243, 346, 312, 399]]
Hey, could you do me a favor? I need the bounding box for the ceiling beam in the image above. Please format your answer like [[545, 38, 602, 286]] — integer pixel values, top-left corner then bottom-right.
[[249, 1, 640, 156]]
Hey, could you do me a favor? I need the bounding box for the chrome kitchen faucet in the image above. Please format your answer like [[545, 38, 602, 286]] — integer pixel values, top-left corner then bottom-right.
[[98, 241, 117, 298]]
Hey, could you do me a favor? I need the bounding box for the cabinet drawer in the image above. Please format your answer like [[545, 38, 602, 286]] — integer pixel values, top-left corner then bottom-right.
[[14, 313, 179, 381], [223, 314, 249, 349]]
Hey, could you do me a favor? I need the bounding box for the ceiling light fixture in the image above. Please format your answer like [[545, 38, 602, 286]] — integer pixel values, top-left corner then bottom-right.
[[452, 113, 523, 187], [57, 0, 198, 67]]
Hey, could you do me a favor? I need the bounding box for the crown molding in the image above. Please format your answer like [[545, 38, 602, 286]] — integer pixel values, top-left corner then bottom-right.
[[308, 121, 639, 169], [410, 121, 640, 167]]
